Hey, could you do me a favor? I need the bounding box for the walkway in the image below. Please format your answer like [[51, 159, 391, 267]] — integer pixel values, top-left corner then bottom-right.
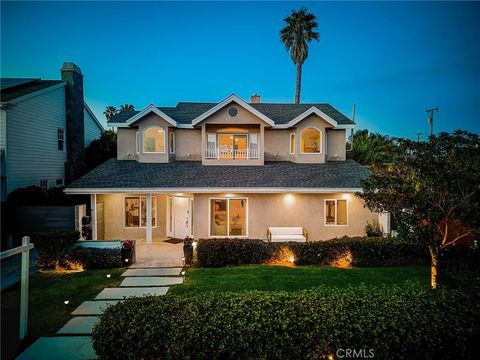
[[17, 242, 184, 360]]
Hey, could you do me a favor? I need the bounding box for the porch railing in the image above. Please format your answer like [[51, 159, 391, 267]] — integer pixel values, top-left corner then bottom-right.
[[205, 148, 260, 160]]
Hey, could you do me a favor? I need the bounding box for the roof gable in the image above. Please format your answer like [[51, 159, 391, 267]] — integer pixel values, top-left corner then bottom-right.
[[122, 104, 178, 127], [191, 94, 275, 126]]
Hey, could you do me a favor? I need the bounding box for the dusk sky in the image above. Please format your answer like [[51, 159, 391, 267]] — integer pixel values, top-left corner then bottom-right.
[[2, 1, 479, 138]]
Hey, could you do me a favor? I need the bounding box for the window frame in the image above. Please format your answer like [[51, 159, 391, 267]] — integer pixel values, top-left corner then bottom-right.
[[57, 128, 65, 151], [169, 131, 175, 154], [324, 199, 348, 226], [208, 197, 248, 238], [290, 132, 295, 155], [300, 127, 322, 155], [123, 195, 158, 228], [40, 179, 48, 192], [142, 126, 166, 154]]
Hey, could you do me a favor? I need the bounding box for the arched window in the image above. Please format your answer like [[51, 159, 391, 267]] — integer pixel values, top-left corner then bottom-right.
[[300, 127, 321, 154], [143, 126, 165, 153]]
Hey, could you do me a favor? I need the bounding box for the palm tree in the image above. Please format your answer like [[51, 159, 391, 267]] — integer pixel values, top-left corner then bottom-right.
[[119, 104, 135, 111], [103, 106, 118, 121], [280, 8, 319, 104], [347, 130, 398, 165]]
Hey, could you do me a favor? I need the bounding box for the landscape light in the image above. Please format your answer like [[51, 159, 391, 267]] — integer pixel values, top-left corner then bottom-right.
[[181, 270, 185, 276], [106, 274, 111, 278], [64, 300, 69, 305]]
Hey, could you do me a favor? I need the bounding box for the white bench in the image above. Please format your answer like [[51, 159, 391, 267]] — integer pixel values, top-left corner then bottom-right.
[[267, 227, 308, 242]]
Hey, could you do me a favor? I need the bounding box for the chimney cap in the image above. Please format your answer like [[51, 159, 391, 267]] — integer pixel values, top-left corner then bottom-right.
[[61, 62, 82, 75]]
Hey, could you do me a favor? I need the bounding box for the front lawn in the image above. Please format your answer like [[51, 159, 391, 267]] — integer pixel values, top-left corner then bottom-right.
[[1, 268, 124, 359], [168, 265, 430, 295]]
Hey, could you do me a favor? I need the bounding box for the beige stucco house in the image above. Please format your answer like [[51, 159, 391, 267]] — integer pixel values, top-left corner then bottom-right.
[[66, 94, 387, 243]]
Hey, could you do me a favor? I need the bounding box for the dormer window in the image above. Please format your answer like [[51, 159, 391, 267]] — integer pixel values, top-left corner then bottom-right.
[[300, 127, 321, 154], [143, 126, 165, 153]]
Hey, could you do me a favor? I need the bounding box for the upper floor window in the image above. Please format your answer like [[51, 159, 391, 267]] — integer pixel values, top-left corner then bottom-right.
[[143, 126, 165, 153], [40, 179, 48, 192], [290, 133, 295, 154], [300, 127, 321, 154], [57, 128, 64, 151], [169, 132, 175, 154]]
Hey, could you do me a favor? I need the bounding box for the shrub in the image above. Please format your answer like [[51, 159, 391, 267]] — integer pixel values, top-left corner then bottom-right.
[[440, 245, 480, 273], [92, 285, 480, 360], [195, 238, 271, 267], [195, 237, 429, 268], [71, 248, 123, 269], [34, 231, 80, 269]]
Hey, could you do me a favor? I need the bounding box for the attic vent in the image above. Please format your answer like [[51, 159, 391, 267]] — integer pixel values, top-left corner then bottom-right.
[[227, 106, 238, 117]]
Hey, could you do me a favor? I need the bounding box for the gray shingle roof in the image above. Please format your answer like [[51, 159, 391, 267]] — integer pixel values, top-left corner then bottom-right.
[[109, 102, 354, 126], [67, 159, 369, 190], [1, 79, 64, 102]]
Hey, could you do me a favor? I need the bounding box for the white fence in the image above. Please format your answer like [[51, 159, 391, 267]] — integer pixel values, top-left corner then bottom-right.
[[205, 148, 260, 160], [0, 236, 33, 340]]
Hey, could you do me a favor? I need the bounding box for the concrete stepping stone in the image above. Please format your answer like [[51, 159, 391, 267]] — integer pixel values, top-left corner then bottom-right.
[[120, 276, 183, 287], [72, 301, 119, 315], [95, 287, 168, 299], [57, 316, 99, 335], [16, 336, 96, 360], [122, 268, 182, 277]]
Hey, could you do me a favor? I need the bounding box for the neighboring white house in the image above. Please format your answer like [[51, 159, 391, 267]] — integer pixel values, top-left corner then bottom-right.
[[0, 63, 104, 201]]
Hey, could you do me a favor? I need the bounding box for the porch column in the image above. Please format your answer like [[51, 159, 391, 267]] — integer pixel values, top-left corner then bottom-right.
[[90, 194, 97, 240], [146, 193, 152, 244]]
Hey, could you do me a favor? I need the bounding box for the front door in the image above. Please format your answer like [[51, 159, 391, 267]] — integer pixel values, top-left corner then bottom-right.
[[174, 196, 190, 239]]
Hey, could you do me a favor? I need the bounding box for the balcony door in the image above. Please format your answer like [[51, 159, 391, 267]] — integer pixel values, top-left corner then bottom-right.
[[218, 134, 248, 159]]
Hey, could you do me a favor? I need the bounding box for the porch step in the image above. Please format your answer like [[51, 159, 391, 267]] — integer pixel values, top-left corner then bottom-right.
[[71, 301, 119, 315], [120, 276, 183, 287], [16, 336, 96, 360], [95, 287, 168, 300], [122, 268, 183, 277], [57, 317, 99, 335]]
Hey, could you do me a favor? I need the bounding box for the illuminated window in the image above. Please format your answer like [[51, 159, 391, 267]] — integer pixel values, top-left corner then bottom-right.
[[143, 127, 165, 153], [301, 128, 321, 154], [210, 198, 247, 236], [290, 133, 295, 154], [125, 196, 157, 227], [325, 199, 347, 226]]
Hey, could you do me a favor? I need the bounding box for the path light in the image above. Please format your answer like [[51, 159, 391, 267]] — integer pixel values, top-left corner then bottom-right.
[[181, 270, 185, 276], [182, 257, 185, 266], [64, 300, 69, 305], [106, 274, 111, 278], [125, 258, 129, 263], [192, 241, 197, 249]]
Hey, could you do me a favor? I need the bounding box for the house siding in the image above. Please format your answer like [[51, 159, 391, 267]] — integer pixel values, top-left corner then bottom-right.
[[6, 86, 67, 193], [84, 107, 103, 146], [194, 193, 377, 240]]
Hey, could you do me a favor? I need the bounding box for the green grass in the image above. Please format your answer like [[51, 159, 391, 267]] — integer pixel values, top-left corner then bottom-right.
[[1, 268, 124, 338], [169, 265, 431, 295]]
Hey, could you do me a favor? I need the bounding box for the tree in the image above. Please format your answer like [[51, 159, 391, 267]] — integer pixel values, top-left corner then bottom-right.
[[358, 131, 480, 289], [85, 129, 117, 171], [280, 8, 319, 104], [103, 106, 118, 121], [347, 129, 398, 165], [119, 104, 135, 111]]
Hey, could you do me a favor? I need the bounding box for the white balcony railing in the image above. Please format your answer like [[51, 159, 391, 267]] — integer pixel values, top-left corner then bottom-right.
[[205, 148, 260, 160]]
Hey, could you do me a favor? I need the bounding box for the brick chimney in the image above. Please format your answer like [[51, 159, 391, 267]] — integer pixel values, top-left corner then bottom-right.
[[250, 93, 261, 103], [61, 62, 85, 184]]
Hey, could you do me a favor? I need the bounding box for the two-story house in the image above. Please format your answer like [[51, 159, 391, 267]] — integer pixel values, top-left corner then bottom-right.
[[0, 63, 104, 201], [66, 94, 383, 242]]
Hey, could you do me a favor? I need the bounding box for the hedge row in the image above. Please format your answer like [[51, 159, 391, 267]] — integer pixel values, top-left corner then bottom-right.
[[92, 285, 480, 360], [195, 237, 430, 268], [71, 248, 124, 269]]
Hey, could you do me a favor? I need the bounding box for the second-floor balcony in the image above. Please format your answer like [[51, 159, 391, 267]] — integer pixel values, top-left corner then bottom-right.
[[205, 148, 260, 160]]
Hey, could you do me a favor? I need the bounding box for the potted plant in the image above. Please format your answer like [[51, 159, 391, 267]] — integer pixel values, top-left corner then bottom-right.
[[121, 240, 134, 266], [366, 220, 383, 237], [183, 237, 194, 266]]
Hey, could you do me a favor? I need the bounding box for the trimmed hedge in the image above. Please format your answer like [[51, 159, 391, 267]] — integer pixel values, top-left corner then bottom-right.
[[34, 231, 80, 269], [195, 237, 429, 268], [71, 248, 123, 269], [92, 285, 480, 360]]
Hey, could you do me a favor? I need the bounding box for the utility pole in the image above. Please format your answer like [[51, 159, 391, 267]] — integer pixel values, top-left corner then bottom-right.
[[416, 132, 423, 142], [425, 107, 439, 137]]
